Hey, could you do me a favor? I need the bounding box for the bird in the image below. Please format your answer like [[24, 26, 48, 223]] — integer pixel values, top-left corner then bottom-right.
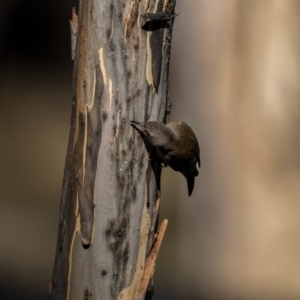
[[130, 120, 200, 196]]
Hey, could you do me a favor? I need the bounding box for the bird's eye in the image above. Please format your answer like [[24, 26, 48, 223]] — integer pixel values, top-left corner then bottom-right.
[[147, 132, 152, 138]]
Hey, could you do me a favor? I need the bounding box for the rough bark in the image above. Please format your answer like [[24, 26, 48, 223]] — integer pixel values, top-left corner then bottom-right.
[[51, 0, 176, 299]]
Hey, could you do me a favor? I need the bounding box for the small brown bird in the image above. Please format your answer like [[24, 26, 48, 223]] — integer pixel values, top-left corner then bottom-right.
[[130, 121, 200, 196]]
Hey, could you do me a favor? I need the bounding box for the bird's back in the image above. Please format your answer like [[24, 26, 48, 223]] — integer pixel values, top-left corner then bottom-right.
[[166, 121, 200, 176]]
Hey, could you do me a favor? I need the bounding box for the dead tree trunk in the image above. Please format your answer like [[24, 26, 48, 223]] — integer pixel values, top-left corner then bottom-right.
[[51, 0, 176, 299]]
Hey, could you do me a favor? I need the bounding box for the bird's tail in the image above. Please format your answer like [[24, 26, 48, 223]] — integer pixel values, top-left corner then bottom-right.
[[184, 175, 195, 196]]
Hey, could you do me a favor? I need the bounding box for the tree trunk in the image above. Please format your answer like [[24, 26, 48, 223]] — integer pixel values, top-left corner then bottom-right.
[[51, 0, 176, 299]]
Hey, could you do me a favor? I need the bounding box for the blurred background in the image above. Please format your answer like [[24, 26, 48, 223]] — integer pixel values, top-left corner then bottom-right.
[[1, 0, 300, 299]]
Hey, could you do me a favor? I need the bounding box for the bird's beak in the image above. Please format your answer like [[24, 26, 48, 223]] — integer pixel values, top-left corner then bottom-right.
[[130, 121, 145, 134], [130, 120, 143, 126]]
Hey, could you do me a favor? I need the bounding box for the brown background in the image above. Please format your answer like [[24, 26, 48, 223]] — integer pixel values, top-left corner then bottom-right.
[[1, 1, 300, 299]]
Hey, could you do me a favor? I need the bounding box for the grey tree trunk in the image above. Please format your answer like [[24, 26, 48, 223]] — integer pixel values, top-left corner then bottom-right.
[[50, 0, 176, 299]]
